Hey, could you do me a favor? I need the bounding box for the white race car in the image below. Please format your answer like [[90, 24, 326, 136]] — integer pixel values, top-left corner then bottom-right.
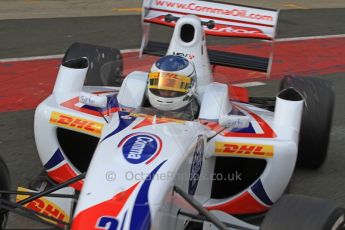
[[1, 0, 344, 229]]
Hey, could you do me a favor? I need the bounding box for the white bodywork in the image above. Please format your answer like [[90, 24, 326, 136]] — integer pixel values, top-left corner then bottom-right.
[[117, 71, 148, 109], [199, 83, 231, 121], [33, 1, 304, 229], [166, 15, 213, 98]]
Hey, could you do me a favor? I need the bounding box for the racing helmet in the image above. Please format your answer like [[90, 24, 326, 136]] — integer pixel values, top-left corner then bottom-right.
[[147, 55, 196, 111]]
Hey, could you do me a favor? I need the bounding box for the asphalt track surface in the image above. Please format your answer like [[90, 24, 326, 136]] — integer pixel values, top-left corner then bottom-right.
[[0, 7, 345, 229]]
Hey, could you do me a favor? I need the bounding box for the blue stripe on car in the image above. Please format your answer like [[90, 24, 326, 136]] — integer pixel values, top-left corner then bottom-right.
[[251, 179, 273, 206], [120, 211, 127, 230], [129, 160, 167, 230], [102, 112, 136, 142], [44, 148, 64, 170]]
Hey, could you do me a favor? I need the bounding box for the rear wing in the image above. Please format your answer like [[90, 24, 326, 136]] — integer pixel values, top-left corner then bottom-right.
[[143, 0, 279, 40], [141, 0, 279, 73]]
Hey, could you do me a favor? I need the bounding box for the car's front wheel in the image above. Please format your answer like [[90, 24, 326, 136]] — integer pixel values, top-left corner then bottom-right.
[[260, 194, 345, 230]]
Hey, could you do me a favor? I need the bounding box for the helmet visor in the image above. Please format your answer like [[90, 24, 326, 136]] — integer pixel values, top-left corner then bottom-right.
[[148, 72, 191, 98]]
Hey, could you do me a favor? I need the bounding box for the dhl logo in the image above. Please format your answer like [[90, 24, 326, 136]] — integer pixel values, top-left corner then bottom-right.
[[50, 111, 103, 137], [215, 142, 274, 158], [16, 187, 69, 225]]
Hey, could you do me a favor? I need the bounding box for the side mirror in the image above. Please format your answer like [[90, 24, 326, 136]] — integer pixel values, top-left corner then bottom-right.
[[79, 92, 108, 108], [219, 115, 250, 129]]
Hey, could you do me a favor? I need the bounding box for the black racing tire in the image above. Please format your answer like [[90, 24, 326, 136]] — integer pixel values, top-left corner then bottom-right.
[[280, 76, 335, 169], [260, 194, 345, 230], [0, 156, 11, 230], [62, 42, 123, 86]]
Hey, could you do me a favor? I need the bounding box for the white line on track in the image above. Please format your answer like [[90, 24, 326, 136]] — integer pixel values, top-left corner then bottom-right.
[[0, 54, 63, 63], [233, 81, 266, 87], [0, 49, 140, 63], [275, 34, 345, 42], [121, 48, 140, 53]]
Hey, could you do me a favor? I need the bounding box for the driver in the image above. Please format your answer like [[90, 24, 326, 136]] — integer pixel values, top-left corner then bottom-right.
[[146, 55, 199, 116]]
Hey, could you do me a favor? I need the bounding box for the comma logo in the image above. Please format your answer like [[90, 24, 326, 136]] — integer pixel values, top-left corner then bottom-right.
[[127, 136, 154, 160], [120, 133, 162, 164]]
